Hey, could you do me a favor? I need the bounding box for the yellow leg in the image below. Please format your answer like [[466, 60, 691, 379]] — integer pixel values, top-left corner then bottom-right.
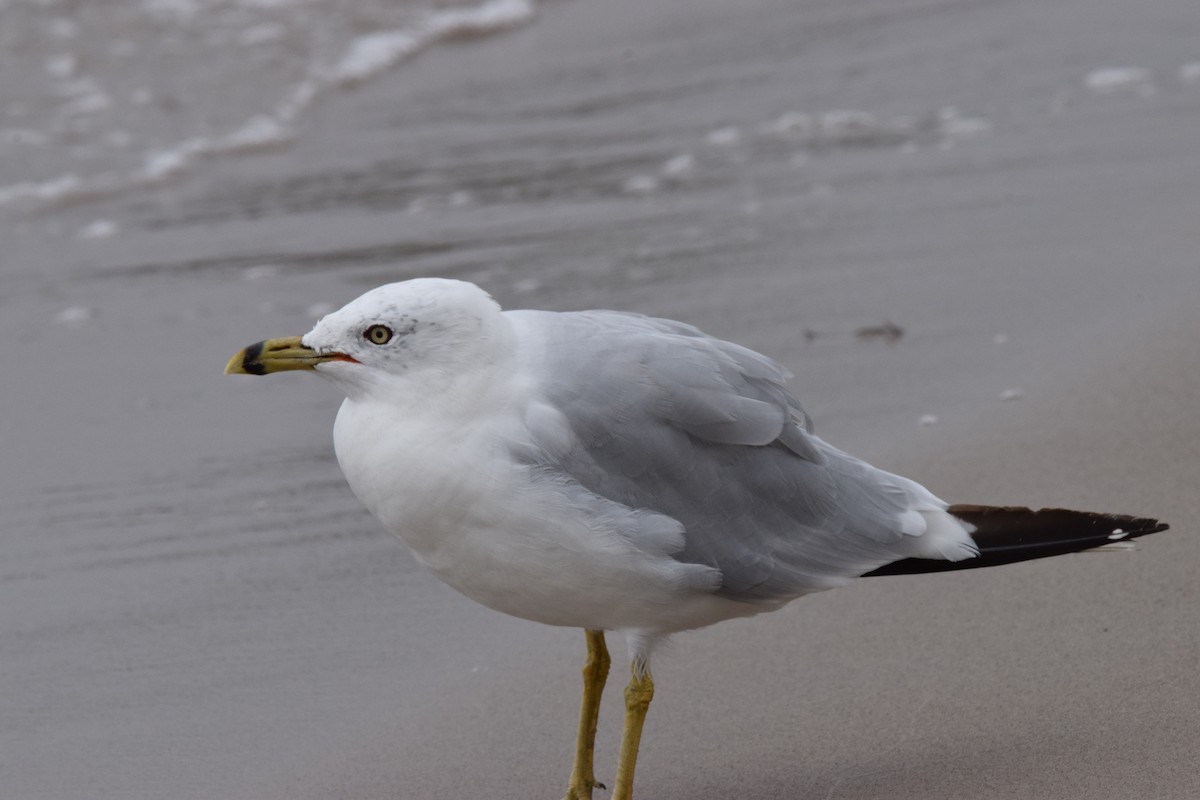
[[611, 662, 655, 800], [564, 629, 611, 800]]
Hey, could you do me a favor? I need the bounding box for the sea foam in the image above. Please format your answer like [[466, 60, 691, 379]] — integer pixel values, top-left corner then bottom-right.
[[0, 0, 536, 211]]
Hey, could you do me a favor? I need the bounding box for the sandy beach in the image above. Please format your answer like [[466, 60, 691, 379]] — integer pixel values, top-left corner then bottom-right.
[[3, 0, 1198, 797]]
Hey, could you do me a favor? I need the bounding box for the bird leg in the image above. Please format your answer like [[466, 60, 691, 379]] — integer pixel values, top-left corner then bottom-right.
[[610, 661, 655, 800], [564, 629, 611, 800]]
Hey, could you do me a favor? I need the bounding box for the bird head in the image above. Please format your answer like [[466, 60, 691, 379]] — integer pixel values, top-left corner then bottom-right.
[[225, 278, 506, 398]]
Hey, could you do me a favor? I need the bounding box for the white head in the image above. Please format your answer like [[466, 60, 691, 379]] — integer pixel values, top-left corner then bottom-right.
[[226, 278, 511, 401]]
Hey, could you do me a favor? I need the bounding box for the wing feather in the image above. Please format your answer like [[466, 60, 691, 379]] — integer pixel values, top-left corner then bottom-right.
[[505, 309, 971, 601]]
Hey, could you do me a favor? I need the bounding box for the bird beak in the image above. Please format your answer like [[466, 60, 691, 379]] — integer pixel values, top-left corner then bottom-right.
[[224, 336, 353, 375]]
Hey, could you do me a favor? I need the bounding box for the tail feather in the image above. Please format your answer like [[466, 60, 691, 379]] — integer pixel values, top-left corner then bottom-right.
[[863, 505, 1169, 577]]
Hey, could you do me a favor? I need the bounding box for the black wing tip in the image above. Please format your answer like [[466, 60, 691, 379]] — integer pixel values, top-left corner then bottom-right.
[[863, 505, 1170, 578], [948, 504, 1169, 536]]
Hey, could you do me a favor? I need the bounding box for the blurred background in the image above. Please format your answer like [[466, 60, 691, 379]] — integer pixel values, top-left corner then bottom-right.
[[3, 0, 1198, 798]]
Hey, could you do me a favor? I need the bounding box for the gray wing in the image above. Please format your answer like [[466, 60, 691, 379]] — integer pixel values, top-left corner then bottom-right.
[[506, 309, 959, 602]]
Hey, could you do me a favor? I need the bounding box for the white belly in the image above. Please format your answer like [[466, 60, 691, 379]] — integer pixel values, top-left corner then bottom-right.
[[332, 398, 756, 634]]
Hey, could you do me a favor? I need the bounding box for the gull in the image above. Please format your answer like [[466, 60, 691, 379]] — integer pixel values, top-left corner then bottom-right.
[[225, 278, 1166, 799]]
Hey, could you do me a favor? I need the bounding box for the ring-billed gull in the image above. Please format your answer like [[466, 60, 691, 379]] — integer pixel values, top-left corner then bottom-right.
[[225, 278, 1166, 800]]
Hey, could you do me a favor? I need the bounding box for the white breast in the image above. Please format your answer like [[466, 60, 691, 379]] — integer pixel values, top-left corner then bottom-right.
[[331, 395, 751, 634]]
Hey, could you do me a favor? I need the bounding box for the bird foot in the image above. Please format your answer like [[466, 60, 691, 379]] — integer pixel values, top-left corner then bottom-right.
[[563, 778, 607, 800]]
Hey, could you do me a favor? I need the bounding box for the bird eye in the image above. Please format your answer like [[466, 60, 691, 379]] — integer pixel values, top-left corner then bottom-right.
[[364, 324, 393, 345]]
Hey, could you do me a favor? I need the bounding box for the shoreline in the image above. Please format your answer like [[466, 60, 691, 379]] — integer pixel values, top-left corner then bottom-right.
[[2, 0, 1198, 797]]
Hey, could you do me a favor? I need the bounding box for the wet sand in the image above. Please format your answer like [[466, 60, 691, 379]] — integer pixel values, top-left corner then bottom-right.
[[3, 0, 1199, 798]]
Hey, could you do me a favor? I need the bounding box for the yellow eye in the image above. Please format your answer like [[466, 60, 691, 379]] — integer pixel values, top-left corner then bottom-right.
[[364, 324, 393, 345]]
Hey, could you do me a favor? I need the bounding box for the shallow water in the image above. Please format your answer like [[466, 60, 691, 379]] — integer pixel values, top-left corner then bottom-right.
[[0, 0, 533, 206], [3, 0, 1199, 797]]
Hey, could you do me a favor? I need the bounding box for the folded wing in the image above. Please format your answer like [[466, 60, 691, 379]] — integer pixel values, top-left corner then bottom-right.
[[507, 310, 977, 602]]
